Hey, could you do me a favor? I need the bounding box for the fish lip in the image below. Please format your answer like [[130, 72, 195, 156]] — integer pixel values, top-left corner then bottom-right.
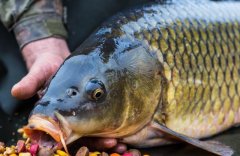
[[23, 114, 66, 149]]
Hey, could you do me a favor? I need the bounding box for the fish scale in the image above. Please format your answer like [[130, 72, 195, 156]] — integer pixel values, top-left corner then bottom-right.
[[111, 0, 240, 138]]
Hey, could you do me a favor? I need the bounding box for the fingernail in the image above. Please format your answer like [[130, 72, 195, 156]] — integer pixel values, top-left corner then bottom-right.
[[11, 84, 19, 94], [11, 83, 24, 99], [12, 83, 18, 89], [104, 139, 117, 147]]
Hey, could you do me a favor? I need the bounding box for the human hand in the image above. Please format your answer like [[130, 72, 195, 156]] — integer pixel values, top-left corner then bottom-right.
[[11, 37, 70, 100], [75, 137, 127, 153]]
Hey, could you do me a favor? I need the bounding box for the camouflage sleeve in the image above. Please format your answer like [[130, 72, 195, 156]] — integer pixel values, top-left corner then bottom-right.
[[0, 0, 67, 49]]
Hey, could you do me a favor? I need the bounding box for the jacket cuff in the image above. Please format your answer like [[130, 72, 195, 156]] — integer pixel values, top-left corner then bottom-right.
[[13, 14, 68, 49]]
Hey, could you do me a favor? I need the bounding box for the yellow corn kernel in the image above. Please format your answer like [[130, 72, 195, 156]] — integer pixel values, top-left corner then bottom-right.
[[4, 147, 15, 154], [19, 152, 31, 156], [0, 146, 5, 153], [93, 151, 101, 155], [54, 154, 60, 156], [22, 133, 28, 139], [56, 150, 69, 156], [17, 128, 24, 134], [25, 144, 31, 151], [10, 154, 17, 156], [90, 152, 101, 156], [10, 145, 16, 149]]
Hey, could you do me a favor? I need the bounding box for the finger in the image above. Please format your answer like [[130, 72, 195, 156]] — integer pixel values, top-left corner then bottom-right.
[[76, 138, 117, 151], [11, 61, 52, 99], [110, 143, 127, 154]]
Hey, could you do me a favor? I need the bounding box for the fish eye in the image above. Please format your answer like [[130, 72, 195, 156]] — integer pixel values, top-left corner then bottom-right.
[[85, 79, 106, 101]]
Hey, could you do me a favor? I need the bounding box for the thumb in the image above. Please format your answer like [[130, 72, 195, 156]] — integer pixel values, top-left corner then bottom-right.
[[11, 61, 53, 100]]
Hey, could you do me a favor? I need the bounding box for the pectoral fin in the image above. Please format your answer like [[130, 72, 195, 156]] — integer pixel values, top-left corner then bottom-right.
[[151, 122, 234, 156]]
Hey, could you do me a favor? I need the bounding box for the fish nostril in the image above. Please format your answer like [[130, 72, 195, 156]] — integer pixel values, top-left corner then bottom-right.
[[72, 91, 77, 96], [66, 87, 78, 97]]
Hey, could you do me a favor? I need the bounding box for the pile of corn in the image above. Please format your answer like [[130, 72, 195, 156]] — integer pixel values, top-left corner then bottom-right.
[[0, 129, 149, 156]]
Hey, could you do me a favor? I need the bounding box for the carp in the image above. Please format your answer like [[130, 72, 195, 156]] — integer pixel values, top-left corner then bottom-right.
[[23, 0, 240, 155]]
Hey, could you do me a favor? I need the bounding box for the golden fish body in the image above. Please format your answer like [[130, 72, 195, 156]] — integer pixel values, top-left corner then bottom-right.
[[114, 0, 240, 139]]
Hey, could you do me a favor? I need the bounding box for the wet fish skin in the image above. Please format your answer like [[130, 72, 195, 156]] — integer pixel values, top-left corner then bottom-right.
[[107, 0, 240, 139], [24, 0, 240, 151]]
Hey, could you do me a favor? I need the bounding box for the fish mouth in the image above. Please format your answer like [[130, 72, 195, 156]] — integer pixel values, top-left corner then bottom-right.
[[23, 115, 68, 151]]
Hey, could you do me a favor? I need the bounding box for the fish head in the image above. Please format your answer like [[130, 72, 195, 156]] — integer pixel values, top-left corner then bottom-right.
[[23, 38, 163, 148]]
